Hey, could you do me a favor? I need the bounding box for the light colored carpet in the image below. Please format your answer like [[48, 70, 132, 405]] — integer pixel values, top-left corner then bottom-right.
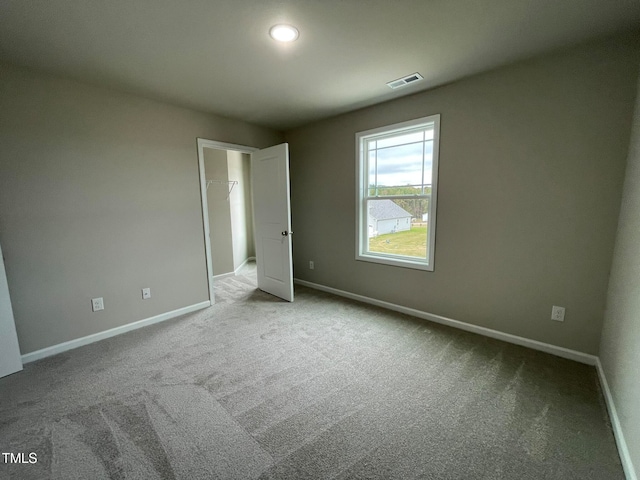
[[0, 261, 623, 479]]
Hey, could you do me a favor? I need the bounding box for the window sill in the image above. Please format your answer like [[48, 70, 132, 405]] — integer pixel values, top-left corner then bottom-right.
[[356, 253, 434, 271]]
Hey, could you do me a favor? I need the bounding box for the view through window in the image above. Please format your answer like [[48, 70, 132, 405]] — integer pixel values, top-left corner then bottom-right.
[[356, 115, 440, 270]]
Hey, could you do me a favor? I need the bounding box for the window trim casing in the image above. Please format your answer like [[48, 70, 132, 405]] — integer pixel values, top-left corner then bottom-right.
[[355, 114, 441, 271]]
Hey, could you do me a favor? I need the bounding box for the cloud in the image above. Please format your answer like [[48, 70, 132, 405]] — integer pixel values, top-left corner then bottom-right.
[[371, 141, 434, 186]]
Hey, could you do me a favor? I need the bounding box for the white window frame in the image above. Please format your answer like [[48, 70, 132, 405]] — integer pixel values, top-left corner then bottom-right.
[[355, 114, 440, 271]]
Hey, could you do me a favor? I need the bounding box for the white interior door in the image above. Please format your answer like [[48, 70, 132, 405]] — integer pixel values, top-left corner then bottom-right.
[[251, 143, 294, 302], [0, 242, 23, 378]]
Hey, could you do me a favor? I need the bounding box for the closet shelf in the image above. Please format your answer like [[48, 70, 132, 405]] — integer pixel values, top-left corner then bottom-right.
[[206, 180, 238, 200]]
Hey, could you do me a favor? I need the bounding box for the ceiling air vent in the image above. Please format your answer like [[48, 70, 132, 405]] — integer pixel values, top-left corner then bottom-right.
[[386, 72, 424, 89]]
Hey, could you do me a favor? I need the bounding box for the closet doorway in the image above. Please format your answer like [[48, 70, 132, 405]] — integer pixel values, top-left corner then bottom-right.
[[197, 139, 257, 303]]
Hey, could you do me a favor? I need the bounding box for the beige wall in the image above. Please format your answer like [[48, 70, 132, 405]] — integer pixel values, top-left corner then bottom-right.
[[600, 74, 640, 477], [286, 34, 640, 355], [204, 148, 235, 276], [0, 63, 282, 354], [243, 153, 255, 261]]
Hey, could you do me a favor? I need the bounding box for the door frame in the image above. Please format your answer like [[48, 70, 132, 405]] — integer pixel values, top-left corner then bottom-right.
[[0, 241, 23, 378], [196, 138, 258, 304]]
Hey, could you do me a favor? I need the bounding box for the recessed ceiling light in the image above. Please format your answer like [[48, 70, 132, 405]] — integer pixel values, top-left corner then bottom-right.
[[269, 24, 299, 42]]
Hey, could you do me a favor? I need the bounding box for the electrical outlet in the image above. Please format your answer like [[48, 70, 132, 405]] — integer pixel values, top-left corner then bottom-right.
[[91, 297, 104, 312], [309, 261, 314, 270], [142, 288, 151, 300], [551, 305, 565, 322]]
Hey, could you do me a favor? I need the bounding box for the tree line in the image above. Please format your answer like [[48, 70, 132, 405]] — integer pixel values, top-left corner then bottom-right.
[[369, 185, 431, 220]]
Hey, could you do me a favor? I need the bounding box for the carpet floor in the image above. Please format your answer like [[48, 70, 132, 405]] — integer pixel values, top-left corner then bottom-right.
[[0, 262, 623, 479]]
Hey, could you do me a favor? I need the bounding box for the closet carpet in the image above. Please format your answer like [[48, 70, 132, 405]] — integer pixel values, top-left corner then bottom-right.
[[0, 262, 623, 479]]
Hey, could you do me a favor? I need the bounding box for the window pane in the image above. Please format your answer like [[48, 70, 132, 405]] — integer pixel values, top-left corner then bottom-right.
[[368, 150, 376, 195], [366, 198, 430, 259], [374, 142, 424, 188], [423, 140, 434, 186], [357, 114, 439, 271], [376, 130, 424, 149]]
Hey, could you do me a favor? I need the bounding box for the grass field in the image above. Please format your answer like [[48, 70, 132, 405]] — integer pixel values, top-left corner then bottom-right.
[[368, 226, 427, 258]]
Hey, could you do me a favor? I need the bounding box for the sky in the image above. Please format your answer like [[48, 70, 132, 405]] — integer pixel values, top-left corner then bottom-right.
[[369, 139, 434, 187]]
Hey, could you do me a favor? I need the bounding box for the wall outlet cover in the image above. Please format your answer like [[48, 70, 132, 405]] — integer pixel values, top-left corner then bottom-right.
[[551, 305, 565, 322], [91, 297, 104, 312]]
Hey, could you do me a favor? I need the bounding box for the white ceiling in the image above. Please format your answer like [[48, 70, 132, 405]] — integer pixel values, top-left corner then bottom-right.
[[0, 0, 638, 131]]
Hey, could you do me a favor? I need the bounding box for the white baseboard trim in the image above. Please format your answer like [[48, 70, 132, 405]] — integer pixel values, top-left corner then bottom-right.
[[294, 279, 597, 366], [235, 256, 255, 275], [212, 257, 256, 281], [21, 301, 211, 364], [595, 358, 637, 480]]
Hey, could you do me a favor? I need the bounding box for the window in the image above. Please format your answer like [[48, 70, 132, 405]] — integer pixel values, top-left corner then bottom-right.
[[356, 115, 440, 271]]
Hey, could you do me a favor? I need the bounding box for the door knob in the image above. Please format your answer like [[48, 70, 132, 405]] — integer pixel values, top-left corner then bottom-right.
[[281, 231, 294, 236]]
